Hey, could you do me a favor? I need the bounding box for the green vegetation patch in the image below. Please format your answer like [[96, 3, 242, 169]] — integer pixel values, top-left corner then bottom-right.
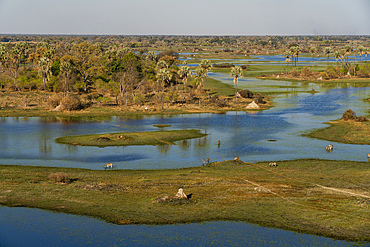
[[153, 124, 172, 128], [1, 159, 369, 242], [55, 129, 207, 147], [304, 119, 370, 145]]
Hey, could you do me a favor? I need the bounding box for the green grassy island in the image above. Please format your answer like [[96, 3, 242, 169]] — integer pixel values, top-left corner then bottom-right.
[[305, 119, 370, 145], [0, 159, 369, 242], [55, 129, 207, 147]]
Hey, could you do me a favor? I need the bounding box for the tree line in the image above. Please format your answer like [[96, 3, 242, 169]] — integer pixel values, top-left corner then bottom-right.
[[0, 41, 235, 109]]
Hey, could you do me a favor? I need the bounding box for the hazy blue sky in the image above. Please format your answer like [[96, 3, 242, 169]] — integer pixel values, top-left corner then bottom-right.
[[0, 0, 369, 35]]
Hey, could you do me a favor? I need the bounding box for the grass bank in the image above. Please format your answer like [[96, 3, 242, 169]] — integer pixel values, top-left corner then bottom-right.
[[304, 120, 370, 145], [1, 159, 369, 242], [55, 129, 207, 147]]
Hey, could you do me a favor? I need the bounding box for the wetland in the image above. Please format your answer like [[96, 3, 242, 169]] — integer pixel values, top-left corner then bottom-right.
[[1, 35, 370, 245]]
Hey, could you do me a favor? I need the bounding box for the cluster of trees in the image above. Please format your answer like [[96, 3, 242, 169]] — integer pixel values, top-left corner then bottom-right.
[[0, 35, 369, 109], [0, 41, 173, 105], [0, 40, 235, 109], [284, 44, 370, 78]]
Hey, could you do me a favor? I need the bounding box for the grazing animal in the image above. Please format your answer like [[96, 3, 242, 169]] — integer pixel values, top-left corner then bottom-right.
[[269, 162, 277, 167], [326, 144, 333, 152], [234, 157, 242, 162], [104, 163, 113, 170]]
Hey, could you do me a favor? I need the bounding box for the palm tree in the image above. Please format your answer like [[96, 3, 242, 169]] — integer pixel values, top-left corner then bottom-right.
[[177, 65, 191, 103], [357, 46, 365, 62], [289, 46, 300, 67], [155, 60, 168, 93], [38, 57, 52, 102], [340, 46, 352, 76], [284, 50, 291, 71], [344, 45, 354, 76], [230, 66, 243, 103], [323, 47, 332, 66], [156, 68, 171, 109], [146, 51, 157, 62], [200, 59, 212, 98], [344, 45, 353, 61], [194, 66, 206, 107], [60, 62, 71, 96], [0, 44, 7, 90], [8, 46, 21, 90], [156, 60, 168, 70], [309, 47, 316, 64], [334, 50, 341, 78]]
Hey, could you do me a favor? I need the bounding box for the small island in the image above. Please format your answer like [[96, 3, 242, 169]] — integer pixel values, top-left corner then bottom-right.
[[55, 129, 207, 147], [304, 109, 370, 145]]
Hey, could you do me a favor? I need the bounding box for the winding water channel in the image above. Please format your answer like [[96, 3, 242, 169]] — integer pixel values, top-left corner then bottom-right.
[[0, 79, 369, 246], [0, 85, 369, 170]]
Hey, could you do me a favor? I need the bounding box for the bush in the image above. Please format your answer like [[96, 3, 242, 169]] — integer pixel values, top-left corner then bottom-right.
[[49, 172, 70, 184], [341, 109, 368, 122], [290, 68, 300, 77], [48, 94, 62, 108], [253, 93, 265, 104], [324, 66, 338, 79], [357, 64, 370, 78], [210, 96, 228, 107], [61, 95, 82, 111], [356, 116, 369, 122], [341, 109, 357, 120], [300, 67, 312, 77], [213, 63, 234, 68], [239, 89, 254, 98]]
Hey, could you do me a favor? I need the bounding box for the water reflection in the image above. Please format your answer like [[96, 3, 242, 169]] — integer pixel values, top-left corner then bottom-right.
[[157, 144, 171, 154], [178, 139, 190, 151]]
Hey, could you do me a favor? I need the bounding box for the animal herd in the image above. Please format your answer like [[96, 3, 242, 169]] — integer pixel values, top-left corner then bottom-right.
[[104, 145, 370, 170], [267, 144, 369, 169]]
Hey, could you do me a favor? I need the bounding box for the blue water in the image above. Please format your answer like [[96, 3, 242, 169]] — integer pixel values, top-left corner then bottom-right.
[[185, 54, 367, 68], [0, 207, 359, 247], [0, 87, 368, 170]]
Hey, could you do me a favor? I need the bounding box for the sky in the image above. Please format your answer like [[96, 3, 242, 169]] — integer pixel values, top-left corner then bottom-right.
[[0, 0, 369, 35]]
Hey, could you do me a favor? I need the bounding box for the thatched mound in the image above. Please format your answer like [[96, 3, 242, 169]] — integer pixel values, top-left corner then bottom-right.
[[246, 101, 260, 109]]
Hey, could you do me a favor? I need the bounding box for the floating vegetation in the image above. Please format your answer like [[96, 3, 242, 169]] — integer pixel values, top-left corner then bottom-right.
[[153, 124, 172, 128]]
